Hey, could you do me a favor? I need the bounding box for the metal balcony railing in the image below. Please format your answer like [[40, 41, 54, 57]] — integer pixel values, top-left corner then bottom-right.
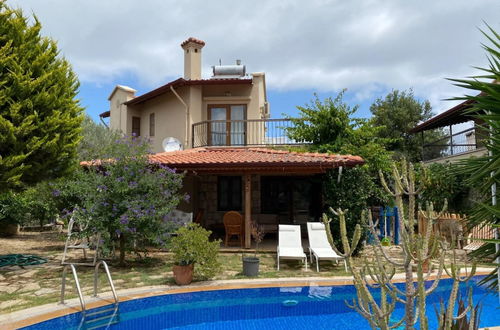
[[192, 119, 307, 148], [423, 127, 480, 161]]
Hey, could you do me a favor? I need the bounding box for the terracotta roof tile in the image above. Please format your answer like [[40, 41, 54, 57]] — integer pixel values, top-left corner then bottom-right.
[[180, 37, 205, 47], [148, 147, 364, 173]]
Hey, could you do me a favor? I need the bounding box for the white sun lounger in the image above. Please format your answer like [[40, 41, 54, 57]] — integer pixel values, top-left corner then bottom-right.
[[463, 224, 495, 252], [307, 222, 347, 272], [277, 225, 307, 271]]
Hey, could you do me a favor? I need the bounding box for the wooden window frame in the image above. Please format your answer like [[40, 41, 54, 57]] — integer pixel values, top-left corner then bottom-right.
[[207, 104, 247, 146]]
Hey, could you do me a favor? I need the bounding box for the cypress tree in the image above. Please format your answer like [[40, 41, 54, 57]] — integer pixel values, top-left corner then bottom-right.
[[0, 2, 83, 190]]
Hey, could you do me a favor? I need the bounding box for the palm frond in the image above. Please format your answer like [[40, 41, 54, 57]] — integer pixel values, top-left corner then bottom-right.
[[450, 24, 500, 288]]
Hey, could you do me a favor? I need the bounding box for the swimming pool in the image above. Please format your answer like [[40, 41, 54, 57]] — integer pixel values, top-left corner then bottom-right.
[[23, 276, 499, 329]]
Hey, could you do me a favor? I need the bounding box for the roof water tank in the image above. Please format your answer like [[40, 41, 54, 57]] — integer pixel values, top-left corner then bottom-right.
[[212, 64, 246, 78]]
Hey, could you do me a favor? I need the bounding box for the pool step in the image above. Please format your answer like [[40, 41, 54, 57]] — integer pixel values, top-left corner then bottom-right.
[[84, 306, 120, 330], [86, 306, 118, 318], [61, 261, 121, 329]]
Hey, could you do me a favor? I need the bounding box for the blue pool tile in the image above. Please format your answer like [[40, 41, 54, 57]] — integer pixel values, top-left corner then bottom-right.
[[23, 277, 500, 330]]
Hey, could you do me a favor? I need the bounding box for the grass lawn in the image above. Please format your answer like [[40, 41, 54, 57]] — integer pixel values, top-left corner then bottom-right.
[[0, 232, 349, 314]]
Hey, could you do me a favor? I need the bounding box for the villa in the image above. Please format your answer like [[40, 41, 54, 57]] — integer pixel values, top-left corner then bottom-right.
[[99, 37, 364, 247], [2, 1, 499, 327]]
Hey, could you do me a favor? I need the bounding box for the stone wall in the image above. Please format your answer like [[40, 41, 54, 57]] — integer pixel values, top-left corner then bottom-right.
[[197, 174, 264, 227]]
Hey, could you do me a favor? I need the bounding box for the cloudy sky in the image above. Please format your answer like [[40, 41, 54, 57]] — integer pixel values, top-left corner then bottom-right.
[[7, 0, 500, 121]]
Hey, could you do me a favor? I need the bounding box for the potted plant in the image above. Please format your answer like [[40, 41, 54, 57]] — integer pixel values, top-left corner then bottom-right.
[[242, 222, 265, 277], [381, 236, 391, 246], [169, 223, 221, 285], [410, 234, 440, 273]]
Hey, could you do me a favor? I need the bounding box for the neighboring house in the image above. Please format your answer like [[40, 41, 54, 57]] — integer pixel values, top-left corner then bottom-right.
[[410, 99, 488, 164], [99, 37, 364, 247]]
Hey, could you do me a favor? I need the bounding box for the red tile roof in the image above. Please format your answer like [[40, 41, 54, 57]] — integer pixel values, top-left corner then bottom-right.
[[148, 147, 364, 174], [125, 78, 253, 106], [181, 37, 205, 47]]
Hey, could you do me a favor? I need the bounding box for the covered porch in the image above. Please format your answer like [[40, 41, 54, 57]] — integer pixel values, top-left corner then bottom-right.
[[150, 147, 364, 248], [410, 99, 488, 163]]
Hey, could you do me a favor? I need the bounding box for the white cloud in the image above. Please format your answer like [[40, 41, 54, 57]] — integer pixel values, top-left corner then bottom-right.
[[7, 0, 500, 113]]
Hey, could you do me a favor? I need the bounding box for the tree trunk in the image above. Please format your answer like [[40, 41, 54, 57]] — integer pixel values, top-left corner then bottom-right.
[[119, 234, 126, 266]]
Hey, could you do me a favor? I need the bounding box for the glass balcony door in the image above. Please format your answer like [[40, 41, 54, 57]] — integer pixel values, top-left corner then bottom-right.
[[209, 107, 227, 146], [230, 105, 245, 145], [208, 105, 246, 146]]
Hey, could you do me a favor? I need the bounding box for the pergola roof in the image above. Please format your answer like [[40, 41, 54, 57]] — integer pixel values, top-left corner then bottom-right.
[[410, 99, 476, 133], [148, 147, 364, 174]]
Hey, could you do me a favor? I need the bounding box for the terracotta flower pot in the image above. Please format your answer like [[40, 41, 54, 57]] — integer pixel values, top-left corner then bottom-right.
[[422, 259, 432, 273], [173, 264, 194, 285]]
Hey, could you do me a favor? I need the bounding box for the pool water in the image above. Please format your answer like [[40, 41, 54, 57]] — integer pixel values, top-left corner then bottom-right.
[[24, 277, 500, 329]]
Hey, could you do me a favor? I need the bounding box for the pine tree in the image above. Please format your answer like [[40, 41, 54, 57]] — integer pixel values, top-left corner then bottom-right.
[[0, 2, 83, 191], [370, 89, 443, 162]]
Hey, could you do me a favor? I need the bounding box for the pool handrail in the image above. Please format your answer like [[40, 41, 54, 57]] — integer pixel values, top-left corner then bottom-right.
[[93, 260, 119, 305], [60, 263, 86, 316]]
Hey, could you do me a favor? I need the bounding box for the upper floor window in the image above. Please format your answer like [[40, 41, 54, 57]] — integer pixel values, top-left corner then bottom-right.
[[149, 113, 155, 137], [132, 116, 141, 137]]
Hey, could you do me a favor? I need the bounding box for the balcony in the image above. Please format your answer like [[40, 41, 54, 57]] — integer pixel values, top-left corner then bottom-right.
[[192, 119, 305, 148], [422, 127, 486, 162]]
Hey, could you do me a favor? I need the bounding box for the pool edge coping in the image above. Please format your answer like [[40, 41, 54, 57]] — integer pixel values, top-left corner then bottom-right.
[[1, 270, 494, 329]]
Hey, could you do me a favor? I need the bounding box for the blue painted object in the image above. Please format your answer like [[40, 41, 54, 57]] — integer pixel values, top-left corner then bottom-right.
[[393, 207, 399, 245], [23, 277, 499, 329], [376, 206, 400, 245]]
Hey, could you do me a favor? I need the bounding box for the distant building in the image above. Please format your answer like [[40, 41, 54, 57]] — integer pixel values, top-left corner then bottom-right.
[[410, 99, 488, 164]]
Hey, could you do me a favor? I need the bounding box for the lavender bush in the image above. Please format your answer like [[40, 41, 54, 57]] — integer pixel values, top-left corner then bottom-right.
[[56, 135, 185, 265]]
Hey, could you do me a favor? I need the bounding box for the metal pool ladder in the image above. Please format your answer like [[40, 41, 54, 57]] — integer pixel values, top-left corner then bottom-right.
[[61, 264, 86, 315], [61, 261, 120, 328]]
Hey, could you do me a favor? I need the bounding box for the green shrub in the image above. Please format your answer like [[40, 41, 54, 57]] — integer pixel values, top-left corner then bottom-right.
[[323, 166, 390, 255], [20, 182, 58, 227], [418, 162, 471, 212], [170, 223, 221, 280], [0, 191, 27, 225], [1, 182, 58, 228]]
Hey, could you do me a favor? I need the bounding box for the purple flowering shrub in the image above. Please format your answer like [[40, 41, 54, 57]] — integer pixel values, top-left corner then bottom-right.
[[57, 135, 185, 264]]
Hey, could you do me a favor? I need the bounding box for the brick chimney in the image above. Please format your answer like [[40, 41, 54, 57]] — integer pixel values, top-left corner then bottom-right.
[[180, 37, 205, 80]]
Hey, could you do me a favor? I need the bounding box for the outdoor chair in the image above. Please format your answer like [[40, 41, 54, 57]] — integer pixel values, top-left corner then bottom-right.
[[277, 224, 307, 271], [223, 211, 244, 247], [463, 224, 495, 252], [194, 209, 204, 225], [61, 215, 100, 266], [307, 222, 347, 272]]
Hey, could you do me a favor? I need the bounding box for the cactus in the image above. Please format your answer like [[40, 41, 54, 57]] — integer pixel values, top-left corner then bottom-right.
[[323, 159, 477, 330]]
